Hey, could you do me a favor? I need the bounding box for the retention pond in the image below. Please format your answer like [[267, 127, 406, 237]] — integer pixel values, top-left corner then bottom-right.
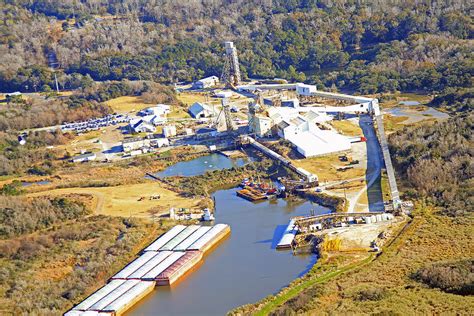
[[132, 154, 330, 315], [154, 153, 249, 177]]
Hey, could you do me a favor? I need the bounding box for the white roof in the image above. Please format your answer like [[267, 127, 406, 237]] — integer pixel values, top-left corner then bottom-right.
[[128, 251, 173, 279], [131, 119, 155, 132], [287, 128, 351, 157], [173, 226, 212, 251], [197, 76, 219, 83], [73, 279, 126, 311], [112, 251, 158, 279], [188, 224, 229, 251], [277, 219, 298, 248], [188, 102, 215, 117], [102, 281, 155, 313], [89, 280, 140, 311], [215, 90, 233, 98], [144, 225, 187, 251], [141, 252, 185, 280]]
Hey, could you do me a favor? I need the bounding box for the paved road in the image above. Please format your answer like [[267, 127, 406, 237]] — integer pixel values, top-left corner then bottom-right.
[[347, 115, 384, 213]]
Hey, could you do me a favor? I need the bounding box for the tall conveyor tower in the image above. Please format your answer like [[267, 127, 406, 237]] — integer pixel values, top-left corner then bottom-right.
[[221, 41, 241, 88]]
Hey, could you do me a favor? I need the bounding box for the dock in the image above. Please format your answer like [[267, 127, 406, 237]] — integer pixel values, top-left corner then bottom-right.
[[276, 212, 395, 251], [276, 219, 298, 249], [66, 224, 230, 316]]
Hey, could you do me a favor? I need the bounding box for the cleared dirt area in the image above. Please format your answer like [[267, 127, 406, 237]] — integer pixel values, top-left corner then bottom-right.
[[27, 182, 204, 218], [292, 154, 366, 183], [316, 218, 403, 250]]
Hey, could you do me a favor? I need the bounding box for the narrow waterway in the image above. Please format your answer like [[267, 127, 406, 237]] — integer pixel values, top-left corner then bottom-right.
[[131, 155, 330, 315]]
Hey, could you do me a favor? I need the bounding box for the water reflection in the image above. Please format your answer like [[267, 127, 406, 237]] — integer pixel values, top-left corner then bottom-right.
[[130, 188, 330, 316]]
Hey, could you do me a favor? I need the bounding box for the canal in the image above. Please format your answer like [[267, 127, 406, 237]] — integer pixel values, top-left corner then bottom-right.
[[131, 155, 330, 315]]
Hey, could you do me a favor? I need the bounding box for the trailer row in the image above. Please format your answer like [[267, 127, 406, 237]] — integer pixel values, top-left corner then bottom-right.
[[66, 224, 230, 316], [61, 114, 131, 133]]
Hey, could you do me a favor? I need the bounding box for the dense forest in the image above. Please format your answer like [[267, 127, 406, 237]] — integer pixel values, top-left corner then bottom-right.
[[1, 0, 472, 93], [389, 114, 473, 216]]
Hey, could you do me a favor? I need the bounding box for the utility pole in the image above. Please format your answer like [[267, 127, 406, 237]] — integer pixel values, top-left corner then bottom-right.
[[54, 72, 60, 93]]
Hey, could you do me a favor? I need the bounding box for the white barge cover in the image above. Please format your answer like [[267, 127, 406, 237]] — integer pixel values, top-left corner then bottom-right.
[[89, 280, 140, 311], [72, 279, 126, 311], [173, 226, 212, 251], [111, 251, 158, 279], [128, 251, 172, 279], [160, 225, 200, 251], [144, 225, 187, 251], [276, 219, 298, 249], [65, 310, 105, 316], [187, 224, 228, 251], [102, 281, 155, 313], [141, 251, 185, 280]]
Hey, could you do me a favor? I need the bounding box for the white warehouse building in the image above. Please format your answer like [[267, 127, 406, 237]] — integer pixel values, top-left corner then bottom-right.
[[193, 76, 219, 89]]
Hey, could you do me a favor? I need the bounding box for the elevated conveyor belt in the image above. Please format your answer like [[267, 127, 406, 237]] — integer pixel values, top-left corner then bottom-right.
[[243, 135, 318, 183], [375, 115, 401, 209]]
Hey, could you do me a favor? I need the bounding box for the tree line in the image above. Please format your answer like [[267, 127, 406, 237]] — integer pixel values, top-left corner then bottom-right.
[[1, 1, 472, 94]]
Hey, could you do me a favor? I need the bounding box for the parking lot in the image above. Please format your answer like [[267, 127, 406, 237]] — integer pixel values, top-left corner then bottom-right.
[[61, 114, 131, 133]]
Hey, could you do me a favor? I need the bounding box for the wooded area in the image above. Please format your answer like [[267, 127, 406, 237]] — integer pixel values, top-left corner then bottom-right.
[[1, 0, 472, 93], [389, 113, 473, 216]]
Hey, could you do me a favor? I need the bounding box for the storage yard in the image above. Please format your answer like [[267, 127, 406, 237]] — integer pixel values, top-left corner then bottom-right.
[[276, 212, 396, 250], [66, 224, 230, 316]]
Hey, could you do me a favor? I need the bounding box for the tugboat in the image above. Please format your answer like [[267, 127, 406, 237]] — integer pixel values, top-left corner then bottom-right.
[[201, 208, 215, 222], [240, 178, 251, 187]]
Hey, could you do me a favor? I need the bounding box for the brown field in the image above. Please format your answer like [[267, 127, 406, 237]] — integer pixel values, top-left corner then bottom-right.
[[177, 92, 219, 106], [302, 207, 474, 315], [292, 154, 366, 183], [383, 114, 409, 132], [27, 182, 204, 218], [330, 120, 363, 136], [104, 96, 151, 113], [168, 107, 191, 119]]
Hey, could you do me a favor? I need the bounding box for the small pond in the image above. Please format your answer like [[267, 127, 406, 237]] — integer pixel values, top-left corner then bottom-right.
[[153, 153, 250, 178]]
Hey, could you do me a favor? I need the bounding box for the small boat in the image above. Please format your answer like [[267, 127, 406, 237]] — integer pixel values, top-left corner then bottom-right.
[[240, 178, 251, 187]]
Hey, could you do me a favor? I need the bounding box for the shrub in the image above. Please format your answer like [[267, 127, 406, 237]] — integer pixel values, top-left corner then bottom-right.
[[413, 259, 474, 295]]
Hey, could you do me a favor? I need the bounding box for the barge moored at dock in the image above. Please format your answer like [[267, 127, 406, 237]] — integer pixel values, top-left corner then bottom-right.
[[66, 224, 230, 316]]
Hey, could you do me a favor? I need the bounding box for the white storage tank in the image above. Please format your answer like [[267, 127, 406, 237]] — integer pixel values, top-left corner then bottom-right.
[[364, 216, 371, 224], [376, 214, 383, 222], [371, 215, 377, 223]]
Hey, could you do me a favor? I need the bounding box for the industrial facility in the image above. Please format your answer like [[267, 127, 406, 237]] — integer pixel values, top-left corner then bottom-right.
[[66, 224, 230, 316]]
